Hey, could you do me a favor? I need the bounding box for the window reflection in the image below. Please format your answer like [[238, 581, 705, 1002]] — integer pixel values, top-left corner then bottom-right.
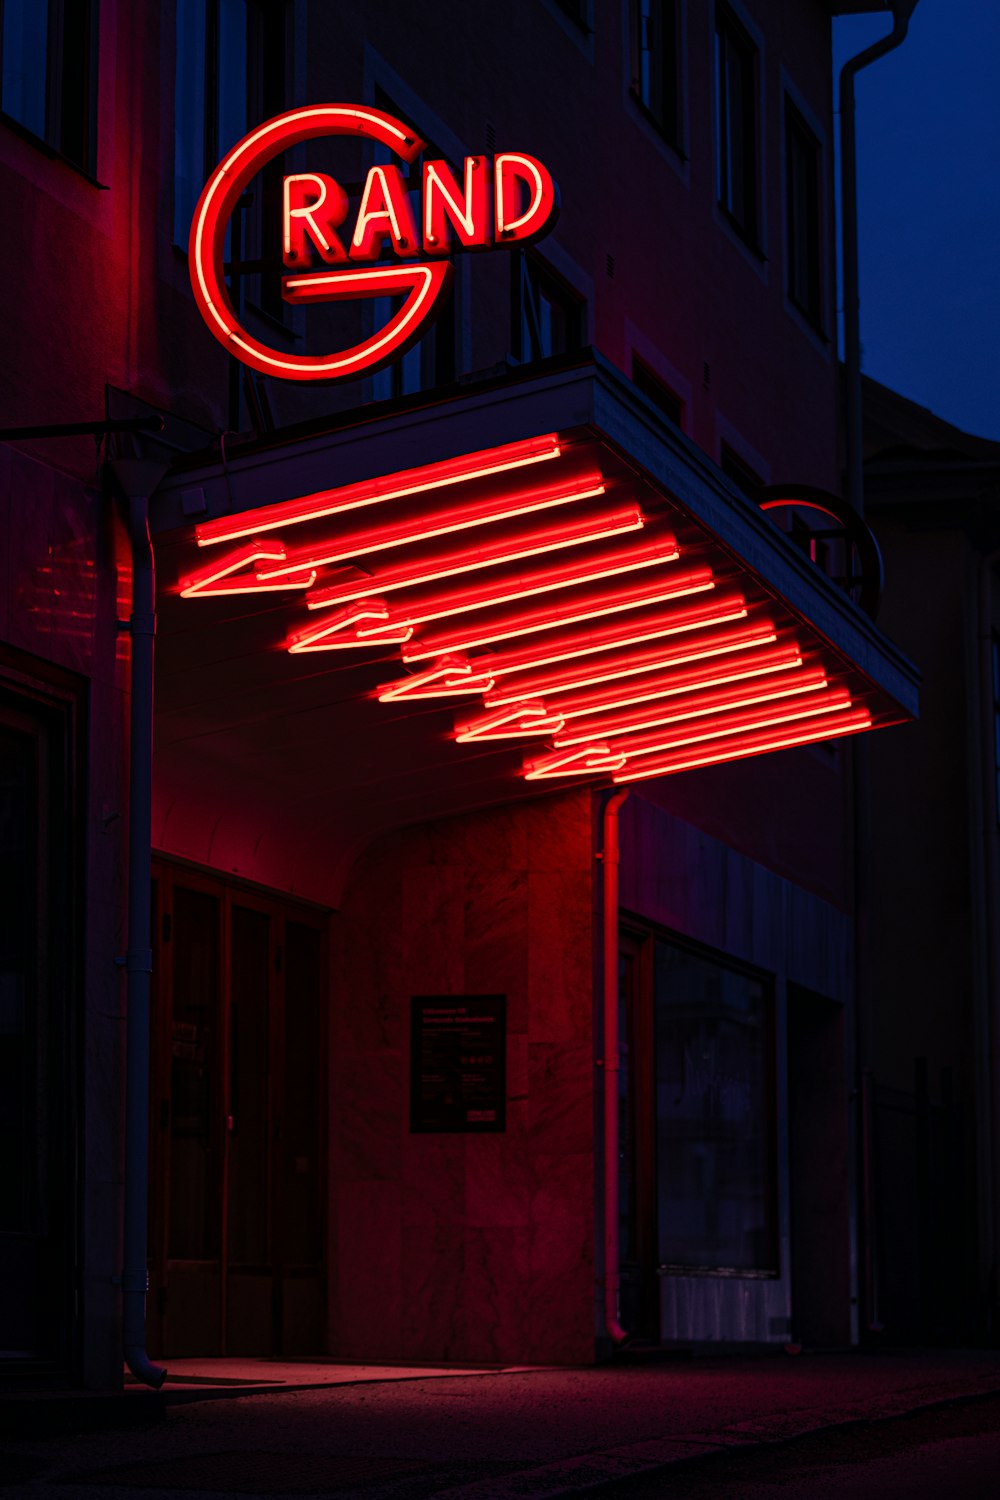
[[654, 940, 776, 1273]]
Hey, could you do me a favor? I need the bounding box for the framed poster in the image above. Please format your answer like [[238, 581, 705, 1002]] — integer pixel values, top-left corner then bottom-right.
[[409, 995, 506, 1133]]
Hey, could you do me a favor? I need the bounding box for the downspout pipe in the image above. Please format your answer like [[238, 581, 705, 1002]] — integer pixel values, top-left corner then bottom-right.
[[838, 0, 918, 1340], [110, 459, 169, 1391], [601, 787, 631, 1347], [977, 550, 1000, 1339], [839, 0, 919, 516]]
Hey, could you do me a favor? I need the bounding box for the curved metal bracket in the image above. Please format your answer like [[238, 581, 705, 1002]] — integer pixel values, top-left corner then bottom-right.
[[757, 483, 884, 622]]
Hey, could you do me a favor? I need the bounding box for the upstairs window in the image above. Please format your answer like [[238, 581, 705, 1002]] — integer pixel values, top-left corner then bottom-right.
[[632, 355, 684, 428], [0, 0, 98, 172], [714, 2, 759, 247], [551, 0, 590, 28], [512, 252, 585, 364], [629, 0, 680, 149], [174, 0, 286, 318], [370, 91, 458, 400], [785, 97, 823, 330], [720, 441, 763, 497]]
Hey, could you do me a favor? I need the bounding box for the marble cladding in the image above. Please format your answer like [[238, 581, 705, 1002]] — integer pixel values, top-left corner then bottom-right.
[[327, 789, 597, 1366]]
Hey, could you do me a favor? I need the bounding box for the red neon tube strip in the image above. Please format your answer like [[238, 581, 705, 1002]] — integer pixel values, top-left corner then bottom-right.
[[179, 541, 317, 597], [305, 507, 650, 612], [606, 688, 854, 760], [523, 744, 627, 781], [464, 593, 749, 682], [290, 510, 650, 651], [554, 666, 828, 746], [483, 619, 778, 704], [195, 433, 562, 546], [402, 566, 716, 662], [542, 639, 802, 721], [453, 702, 566, 742], [255, 477, 608, 578], [353, 523, 689, 635], [376, 656, 496, 702], [305, 508, 667, 609], [611, 708, 874, 783], [286, 601, 413, 653]]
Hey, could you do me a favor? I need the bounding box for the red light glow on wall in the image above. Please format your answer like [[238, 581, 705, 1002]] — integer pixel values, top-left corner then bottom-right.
[[180, 431, 891, 786]]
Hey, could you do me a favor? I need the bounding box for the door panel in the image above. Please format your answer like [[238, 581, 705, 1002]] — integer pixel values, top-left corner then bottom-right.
[[226, 903, 272, 1355], [0, 688, 77, 1372], [279, 921, 324, 1352], [149, 867, 326, 1358]]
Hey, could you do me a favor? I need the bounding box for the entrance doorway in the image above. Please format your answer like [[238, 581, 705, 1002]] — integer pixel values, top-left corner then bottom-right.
[[787, 984, 850, 1347], [148, 862, 327, 1357]]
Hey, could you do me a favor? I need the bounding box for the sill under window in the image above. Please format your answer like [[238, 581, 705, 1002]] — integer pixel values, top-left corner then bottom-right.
[[788, 294, 827, 344], [718, 204, 765, 262], [628, 89, 686, 159], [0, 110, 105, 188]]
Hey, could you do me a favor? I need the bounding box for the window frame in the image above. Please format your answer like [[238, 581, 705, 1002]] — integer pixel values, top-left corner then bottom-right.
[[784, 93, 823, 332], [510, 249, 587, 366], [628, 0, 682, 152], [632, 353, 685, 429], [621, 916, 780, 1281], [173, 0, 288, 327], [0, 0, 100, 178], [368, 87, 460, 402], [713, 0, 762, 254]]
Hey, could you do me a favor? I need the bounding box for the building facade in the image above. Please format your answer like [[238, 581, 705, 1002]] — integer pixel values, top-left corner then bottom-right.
[[0, 0, 932, 1389], [864, 376, 1000, 1346]]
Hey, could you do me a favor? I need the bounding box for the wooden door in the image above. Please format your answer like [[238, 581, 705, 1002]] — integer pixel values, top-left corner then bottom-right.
[[148, 865, 326, 1356]]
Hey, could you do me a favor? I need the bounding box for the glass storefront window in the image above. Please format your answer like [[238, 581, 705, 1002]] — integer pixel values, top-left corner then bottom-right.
[[654, 940, 776, 1273]]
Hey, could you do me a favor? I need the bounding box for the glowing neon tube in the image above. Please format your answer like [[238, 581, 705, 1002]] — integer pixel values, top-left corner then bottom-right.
[[483, 620, 778, 704], [523, 744, 627, 781], [462, 594, 749, 681], [402, 566, 716, 662], [349, 525, 689, 636], [376, 656, 496, 701], [195, 433, 562, 545], [542, 639, 803, 721], [453, 702, 566, 742], [286, 601, 412, 653], [305, 508, 665, 609], [611, 708, 874, 782], [553, 666, 829, 745], [606, 687, 855, 760], [255, 476, 608, 578], [179, 541, 317, 597]]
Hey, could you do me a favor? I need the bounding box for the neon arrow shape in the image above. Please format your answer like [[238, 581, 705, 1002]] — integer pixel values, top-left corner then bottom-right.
[[523, 744, 627, 781], [179, 540, 317, 597], [287, 600, 412, 652], [376, 656, 497, 702], [454, 701, 566, 743]]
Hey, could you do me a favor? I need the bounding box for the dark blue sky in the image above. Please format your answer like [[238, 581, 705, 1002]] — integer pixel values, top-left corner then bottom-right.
[[833, 1, 1000, 441]]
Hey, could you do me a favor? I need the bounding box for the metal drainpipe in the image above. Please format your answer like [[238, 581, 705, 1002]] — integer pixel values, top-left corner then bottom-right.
[[840, 0, 920, 518], [838, 0, 918, 1339], [111, 460, 168, 1391], [601, 788, 631, 1347], [977, 550, 1000, 1340]]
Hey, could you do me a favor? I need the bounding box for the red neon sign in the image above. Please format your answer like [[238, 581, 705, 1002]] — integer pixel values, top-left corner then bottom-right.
[[190, 106, 558, 382], [179, 435, 890, 790]]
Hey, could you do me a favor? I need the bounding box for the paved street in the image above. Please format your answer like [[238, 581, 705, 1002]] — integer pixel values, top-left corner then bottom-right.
[[3, 1352, 1000, 1498], [591, 1393, 1000, 1498]]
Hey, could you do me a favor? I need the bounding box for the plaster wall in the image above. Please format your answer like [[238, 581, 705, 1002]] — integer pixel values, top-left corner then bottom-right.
[[0, 444, 131, 1385], [327, 789, 597, 1365]]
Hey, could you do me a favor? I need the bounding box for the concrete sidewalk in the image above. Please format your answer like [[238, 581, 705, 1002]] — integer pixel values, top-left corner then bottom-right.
[[3, 1350, 1000, 1497]]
